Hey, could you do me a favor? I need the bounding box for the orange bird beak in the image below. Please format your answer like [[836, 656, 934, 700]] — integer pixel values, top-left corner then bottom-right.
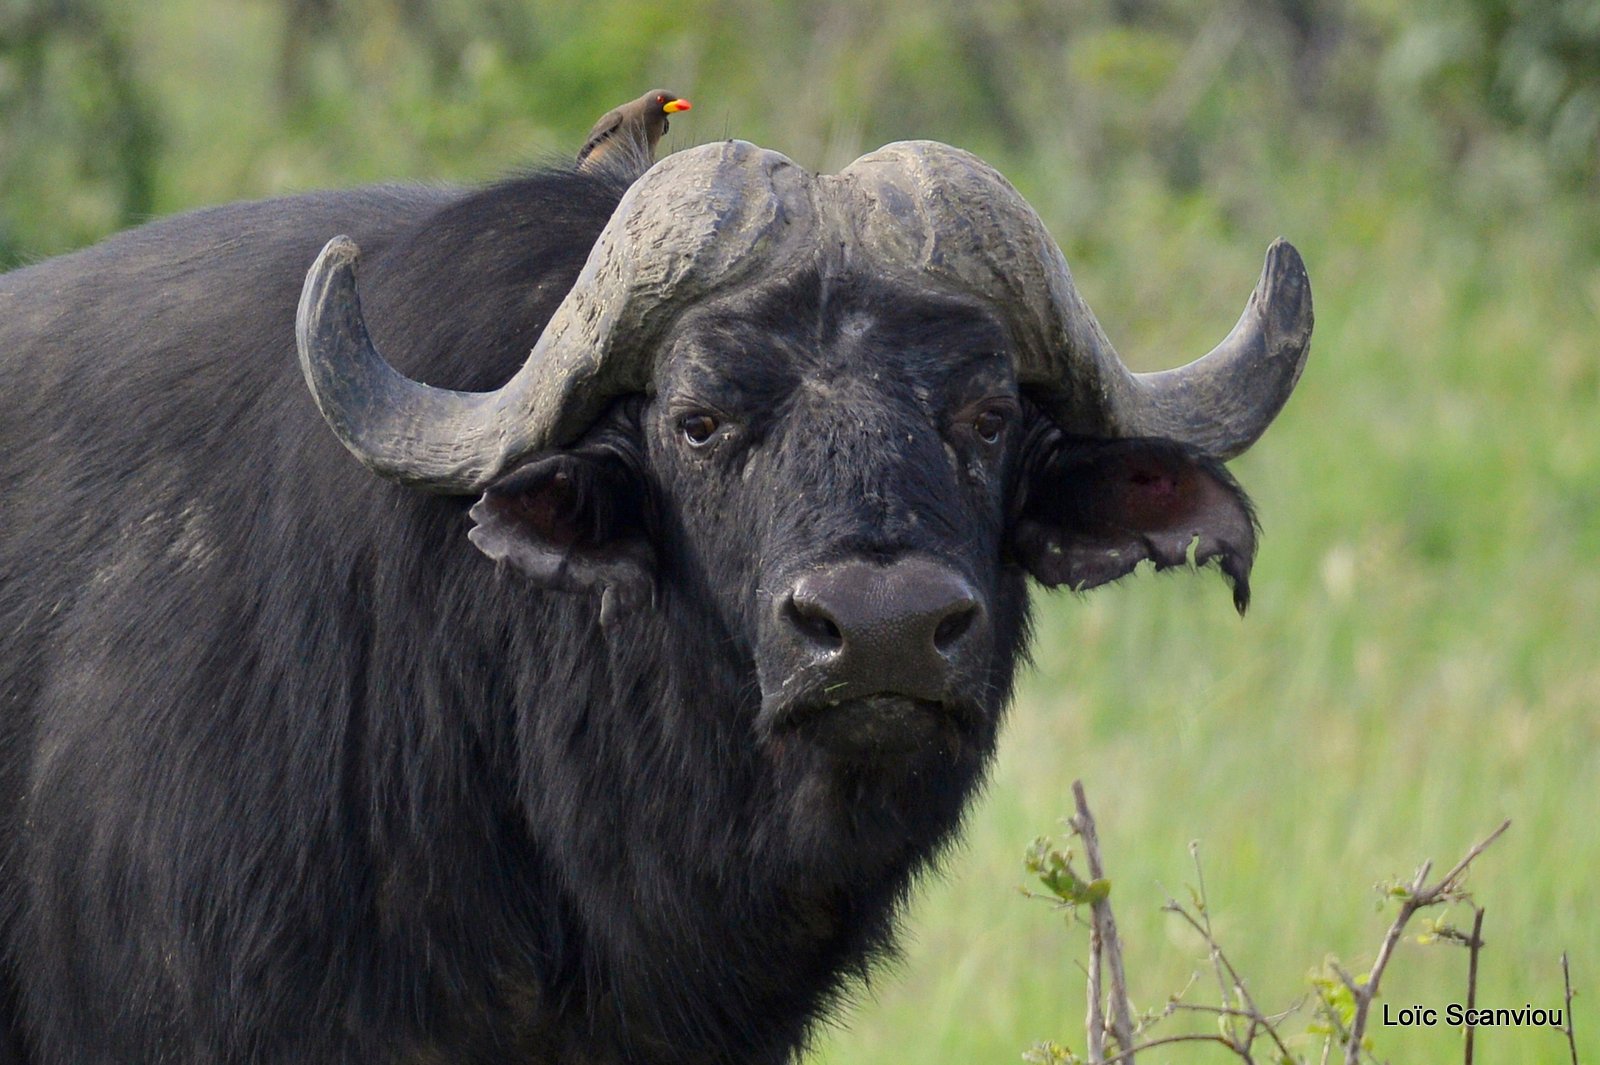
[[664, 98, 692, 113]]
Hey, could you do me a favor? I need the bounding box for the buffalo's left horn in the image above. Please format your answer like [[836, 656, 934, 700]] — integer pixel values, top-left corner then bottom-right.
[[296, 141, 807, 493], [840, 141, 1312, 460], [1040, 237, 1311, 460]]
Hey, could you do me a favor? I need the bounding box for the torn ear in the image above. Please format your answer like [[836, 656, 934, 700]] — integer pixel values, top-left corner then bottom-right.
[[1011, 433, 1258, 613], [467, 444, 655, 611]]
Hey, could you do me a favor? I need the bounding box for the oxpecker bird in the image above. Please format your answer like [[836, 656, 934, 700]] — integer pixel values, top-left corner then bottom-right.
[[577, 88, 692, 178]]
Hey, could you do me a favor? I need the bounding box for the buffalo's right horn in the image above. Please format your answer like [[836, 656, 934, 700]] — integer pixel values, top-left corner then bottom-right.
[[296, 141, 809, 493], [296, 236, 518, 491]]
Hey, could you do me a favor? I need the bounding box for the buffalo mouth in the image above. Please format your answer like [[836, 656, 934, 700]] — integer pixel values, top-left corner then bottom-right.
[[761, 692, 981, 760]]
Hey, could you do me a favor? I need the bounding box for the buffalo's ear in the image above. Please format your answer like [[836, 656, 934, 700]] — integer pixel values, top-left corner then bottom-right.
[[468, 445, 654, 614], [1011, 432, 1258, 613]]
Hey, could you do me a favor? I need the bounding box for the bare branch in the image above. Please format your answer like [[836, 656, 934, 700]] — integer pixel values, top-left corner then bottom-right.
[[1563, 952, 1579, 1065], [1463, 906, 1484, 1065], [1087, 898, 1106, 1064], [1073, 781, 1138, 1061]]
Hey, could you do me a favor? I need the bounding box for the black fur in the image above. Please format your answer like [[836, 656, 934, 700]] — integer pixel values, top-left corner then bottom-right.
[[0, 164, 1257, 1064]]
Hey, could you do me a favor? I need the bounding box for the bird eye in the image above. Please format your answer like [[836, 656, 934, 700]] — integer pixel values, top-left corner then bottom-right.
[[973, 409, 1007, 443], [680, 413, 721, 447]]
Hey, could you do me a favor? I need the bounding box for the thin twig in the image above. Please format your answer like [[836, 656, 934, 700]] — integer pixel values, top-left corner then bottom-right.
[[1343, 820, 1512, 1065], [1099, 1031, 1250, 1065], [1463, 906, 1484, 1065], [1087, 899, 1106, 1064], [1073, 781, 1139, 1061], [1134, 971, 1198, 1038], [1563, 952, 1579, 1065], [1432, 821, 1512, 902], [1169, 999, 1306, 1027], [1190, 841, 1240, 1044], [1161, 901, 1299, 1063]]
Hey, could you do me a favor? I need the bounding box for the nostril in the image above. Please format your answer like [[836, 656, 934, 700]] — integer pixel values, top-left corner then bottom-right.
[[932, 602, 979, 654], [783, 596, 844, 652]]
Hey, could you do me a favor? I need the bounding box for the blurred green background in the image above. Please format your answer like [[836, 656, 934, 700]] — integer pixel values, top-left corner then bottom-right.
[[3, 1, 1596, 1062]]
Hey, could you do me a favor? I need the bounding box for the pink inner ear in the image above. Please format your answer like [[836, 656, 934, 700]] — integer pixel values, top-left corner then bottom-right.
[[490, 472, 581, 549], [1112, 458, 1195, 531]]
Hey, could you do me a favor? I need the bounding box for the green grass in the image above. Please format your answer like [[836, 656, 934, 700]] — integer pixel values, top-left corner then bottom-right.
[[5, 4, 1597, 1062]]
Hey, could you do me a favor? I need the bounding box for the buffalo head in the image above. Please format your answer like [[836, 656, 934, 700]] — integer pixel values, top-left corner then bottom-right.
[[295, 140, 1310, 770]]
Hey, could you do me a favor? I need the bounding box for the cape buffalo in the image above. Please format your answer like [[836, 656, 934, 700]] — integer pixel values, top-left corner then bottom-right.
[[0, 139, 1311, 1064]]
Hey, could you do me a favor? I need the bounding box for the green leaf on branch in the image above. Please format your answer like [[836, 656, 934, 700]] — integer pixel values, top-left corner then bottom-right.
[[1022, 1039, 1080, 1064], [1024, 838, 1109, 907]]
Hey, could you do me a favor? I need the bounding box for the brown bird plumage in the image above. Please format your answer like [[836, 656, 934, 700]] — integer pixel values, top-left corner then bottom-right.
[[577, 88, 692, 177]]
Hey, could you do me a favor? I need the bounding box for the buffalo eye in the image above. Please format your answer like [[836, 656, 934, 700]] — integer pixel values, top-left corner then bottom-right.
[[973, 409, 1007, 444], [680, 413, 721, 447]]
